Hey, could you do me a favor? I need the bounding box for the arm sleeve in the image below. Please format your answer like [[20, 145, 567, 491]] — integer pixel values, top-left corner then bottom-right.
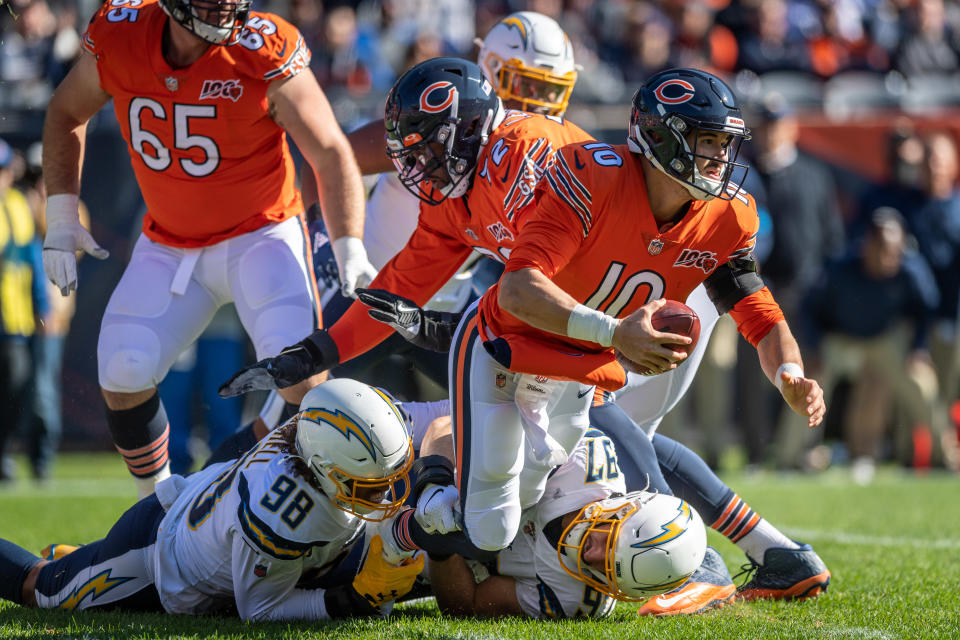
[[327, 221, 472, 363], [231, 534, 330, 621], [728, 286, 785, 347]]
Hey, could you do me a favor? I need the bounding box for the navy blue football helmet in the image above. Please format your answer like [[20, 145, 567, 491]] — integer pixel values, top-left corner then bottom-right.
[[628, 68, 750, 201], [385, 57, 503, 205]]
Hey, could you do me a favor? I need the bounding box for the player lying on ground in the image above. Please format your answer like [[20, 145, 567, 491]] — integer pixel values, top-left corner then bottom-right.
[[0, 379, 422, 620]]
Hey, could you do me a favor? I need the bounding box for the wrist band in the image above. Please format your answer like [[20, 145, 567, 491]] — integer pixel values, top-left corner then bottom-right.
[[775, 362, 804, 392], [567, 304, 619, 347], [45, 193, 80, 225]]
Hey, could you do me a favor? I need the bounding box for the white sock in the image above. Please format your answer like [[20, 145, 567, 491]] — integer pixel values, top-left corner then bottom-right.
[[135, 463, 171, 500], [735, 519, 800, 565]]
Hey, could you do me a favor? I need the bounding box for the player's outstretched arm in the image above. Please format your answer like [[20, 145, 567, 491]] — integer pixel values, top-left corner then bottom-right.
[[268, 70, 375, 298], [356, 288, 463, 352], [41, 51, 111, 296], [756, 321, 826, 428], [218, 328, 340, 397]]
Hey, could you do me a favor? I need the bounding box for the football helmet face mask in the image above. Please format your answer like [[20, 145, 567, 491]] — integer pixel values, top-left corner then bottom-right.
[[476, 11, 577, 117], [557, 491, 707, 601], [295, 379, 413, 522], [160, 0, 250, 45], [628, 68, 751, 201], [385, 57, 503, 205]]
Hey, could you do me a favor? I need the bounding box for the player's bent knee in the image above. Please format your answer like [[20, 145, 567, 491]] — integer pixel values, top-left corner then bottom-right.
[[465, 510, 518, 552], [252, 307, 313, 357], [98, 324, 162, 393]]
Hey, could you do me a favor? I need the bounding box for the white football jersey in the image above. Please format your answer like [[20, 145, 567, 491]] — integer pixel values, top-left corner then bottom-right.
[[495, 429, 625, 618], [152, 429, 363, 619], [364, 172, 480, 313]]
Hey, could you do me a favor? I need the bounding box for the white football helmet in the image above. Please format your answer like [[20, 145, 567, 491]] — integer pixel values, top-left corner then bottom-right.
[[557, 491, 706, 601], [295, 379, 413, 522], [476, 11, 577, 117]]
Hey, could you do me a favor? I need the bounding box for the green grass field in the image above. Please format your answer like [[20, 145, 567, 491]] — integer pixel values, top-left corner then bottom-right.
[[1, 454, 958, 639]]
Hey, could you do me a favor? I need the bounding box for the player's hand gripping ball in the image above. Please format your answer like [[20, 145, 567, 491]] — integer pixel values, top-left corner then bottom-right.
[[616, 300, 701, 376]]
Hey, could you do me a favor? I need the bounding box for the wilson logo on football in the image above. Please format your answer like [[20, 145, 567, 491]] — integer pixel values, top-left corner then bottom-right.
[[420, 81, 457, 113], [654, 79, 695, 105], [199, 79, 244, 102], [673, 248, 718, 274]]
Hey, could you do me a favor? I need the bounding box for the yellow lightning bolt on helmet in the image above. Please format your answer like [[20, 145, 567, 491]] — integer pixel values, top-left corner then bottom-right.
[[295, 379, 413, 521], [476, 11, 578, 117]]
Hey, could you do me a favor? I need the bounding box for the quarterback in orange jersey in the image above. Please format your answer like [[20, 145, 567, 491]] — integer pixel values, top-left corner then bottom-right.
[[40, 0, 374, 498]]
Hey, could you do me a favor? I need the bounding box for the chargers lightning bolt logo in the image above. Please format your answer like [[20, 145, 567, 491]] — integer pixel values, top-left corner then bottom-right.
[[630, 500, 693, 548], [58, 569, 133, 610], [501, 16, 529, 47], [299, 408, 377, 460]]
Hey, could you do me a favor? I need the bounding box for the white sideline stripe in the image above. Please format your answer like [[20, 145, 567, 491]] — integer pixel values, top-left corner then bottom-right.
[[786, 527, 960, 550]]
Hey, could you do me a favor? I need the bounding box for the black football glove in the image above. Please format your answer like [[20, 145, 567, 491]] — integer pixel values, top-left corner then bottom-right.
[[218, 329, 339, 398], [356, 288, 462, 353]]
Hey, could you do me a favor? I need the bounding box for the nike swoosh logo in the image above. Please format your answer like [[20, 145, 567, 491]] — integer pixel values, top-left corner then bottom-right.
[[577, 387, 592, 399], [278, 38, 288, 58], [498, 159, 513, 183], [574, 152, 585, 170], [653, 591, 689, 608]]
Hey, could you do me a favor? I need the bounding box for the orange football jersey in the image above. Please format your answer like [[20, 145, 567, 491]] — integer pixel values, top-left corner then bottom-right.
[[82, 0, 309, 247], [479, 141, 769, 390], [328, 111, 593, 362]]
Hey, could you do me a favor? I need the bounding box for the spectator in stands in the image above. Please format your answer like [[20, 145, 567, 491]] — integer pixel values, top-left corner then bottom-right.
[[664, 0, 739, 74], [0, 0, 77, 108], [792, 208, 940, 482], [740, 92, 844, 466], [0, 138, 48, 483], [857, 120, 927, 240], [906, 131, 960, 453], [308, 4, 395, 97], [735, 0, 815, 74], [893, 0, 960, 76]]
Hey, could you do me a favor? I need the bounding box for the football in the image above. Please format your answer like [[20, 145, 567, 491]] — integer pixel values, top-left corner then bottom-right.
[[616, 299, 701, 376]]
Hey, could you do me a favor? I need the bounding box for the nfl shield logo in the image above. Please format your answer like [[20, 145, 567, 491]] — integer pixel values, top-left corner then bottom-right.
[[648, 237, 664, 255], [165, 76, 179, 92], [496, 373, 506, 388]]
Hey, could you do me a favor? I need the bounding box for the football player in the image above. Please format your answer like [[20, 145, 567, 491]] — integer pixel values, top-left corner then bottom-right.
[[407, 417, 707, 618], [40, 0, 376, 497], [0, 379, 422, 620], [344, 70, 829, 596], [355, 288, 831, 613]]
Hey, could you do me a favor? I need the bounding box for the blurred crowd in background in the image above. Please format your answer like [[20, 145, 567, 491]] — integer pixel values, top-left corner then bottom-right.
[[1, 0, 959, 484]]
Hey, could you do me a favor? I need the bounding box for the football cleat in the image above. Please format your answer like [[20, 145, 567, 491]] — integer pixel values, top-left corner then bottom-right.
[[637, 546, 735, 616], [41, 544, 79, 561], [736, 541, 831, 601]]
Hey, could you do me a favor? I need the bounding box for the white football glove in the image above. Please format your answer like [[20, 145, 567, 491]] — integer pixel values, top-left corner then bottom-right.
[[331, 236, 377, 299], [414, 483, 462, 534], [42, 194, 109, 296]]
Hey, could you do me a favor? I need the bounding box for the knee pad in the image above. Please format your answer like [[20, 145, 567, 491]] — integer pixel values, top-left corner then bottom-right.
[[464, 500, 519, 552], [98, 324, 162, 393]]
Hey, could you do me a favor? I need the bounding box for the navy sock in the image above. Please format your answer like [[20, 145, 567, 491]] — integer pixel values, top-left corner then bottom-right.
[[588, 402, 673, 495], [0, 539, 40, 604], [653, 433, 734, 524], [105, 393, 170, 479]]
